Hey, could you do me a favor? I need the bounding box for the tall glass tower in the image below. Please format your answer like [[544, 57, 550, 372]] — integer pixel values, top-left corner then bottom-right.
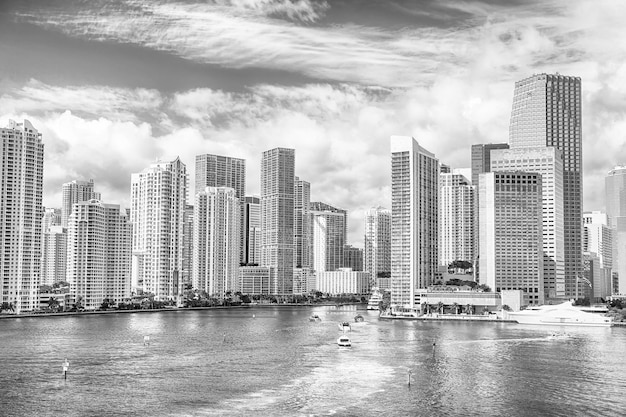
[[509, 73, 582, 298]]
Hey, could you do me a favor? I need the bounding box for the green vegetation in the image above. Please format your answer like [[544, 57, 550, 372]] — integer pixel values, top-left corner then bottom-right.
[[607, 299, 626, 322]]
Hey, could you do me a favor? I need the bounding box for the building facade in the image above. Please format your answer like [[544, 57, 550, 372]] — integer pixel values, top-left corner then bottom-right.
[[193, 187, 241, 298], [260, 148, 295, 295], [606, 167, 626, 295], [61, 179, 100, 228], [363, 206, 391, 281], [315, 268, 370, 296], [40, 226, 67, 286], [294, 177, 311, 269], [509, 73, 582, 298], [491, 146, 565, 300], [242, 196, 261, 266], [439, 171, 474, 267], [0, 120, 44, 313], [583, 211, 613, 299], [131, 158, 187, 302], [343, 245, 363, 272], [239, 266, 273, 295], [390, 136, 439, 308], [66, 200, 132, 310], [310, 202, 347, 273], [479, 172, 544, 305]]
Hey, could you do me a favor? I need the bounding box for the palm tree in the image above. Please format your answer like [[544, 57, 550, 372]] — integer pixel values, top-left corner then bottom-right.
[[437, 301, 444, 315], [452, 302, 460, 315]]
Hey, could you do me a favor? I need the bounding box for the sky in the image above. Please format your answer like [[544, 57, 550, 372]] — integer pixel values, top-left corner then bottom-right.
[[1, 0, 626, 248]]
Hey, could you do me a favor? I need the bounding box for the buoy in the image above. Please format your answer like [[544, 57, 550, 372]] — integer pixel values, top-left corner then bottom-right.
[[143, 335, 150, 346], [252, 314, 256, 318], [408, 369, 412, 386]]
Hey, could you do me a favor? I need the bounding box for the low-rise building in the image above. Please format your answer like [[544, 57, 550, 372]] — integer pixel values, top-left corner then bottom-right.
[[315, 268, 370, 296]]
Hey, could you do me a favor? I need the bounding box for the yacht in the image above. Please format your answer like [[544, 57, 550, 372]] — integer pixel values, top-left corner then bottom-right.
[[508, 301, 613, 327], [367, 288, 384, 310], [338, 322, 351, 332]]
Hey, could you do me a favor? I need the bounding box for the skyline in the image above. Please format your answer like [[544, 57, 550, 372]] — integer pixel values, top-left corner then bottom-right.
[[2, 0, 626, 247]]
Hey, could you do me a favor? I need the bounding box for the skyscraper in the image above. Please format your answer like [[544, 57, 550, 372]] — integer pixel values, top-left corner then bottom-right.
[[343, 245, 363, 272], [242, 196, 261, 266], [195, 154, 246, 264], [491, 147, 564, 299], [131, 158, 188, 302], [363, 206, 391, 281], [261, 148, 295, 295], [479, 172, 544, 305], [61, 179, 101, 228], [0, 120, 44, 313], [40, 226, 67, 287], [439, 171, 474, 267], [193, 187, 241, 297], [583, 211, 613, 299], [182, 204, 194, 287], [294, 177, 311, 268], [509, 73, 582, 298], [310, 202, 347, 272], [471, 143, 509, 280], [66, 200, 132, 310], [390, 136, 439, 308], [606, 166, 626, 294], [195, 154, 245, 199]]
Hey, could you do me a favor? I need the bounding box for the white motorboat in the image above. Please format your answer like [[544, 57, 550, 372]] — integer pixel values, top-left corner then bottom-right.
[[508, 301, 613, 327], [337, 336, 351, 347]]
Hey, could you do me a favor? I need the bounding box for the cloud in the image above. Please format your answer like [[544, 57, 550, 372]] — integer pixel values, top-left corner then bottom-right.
[[213, 0, 329, 22]]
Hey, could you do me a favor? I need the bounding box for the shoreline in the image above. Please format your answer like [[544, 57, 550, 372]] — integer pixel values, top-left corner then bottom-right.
[[0, 302, 364, 320]]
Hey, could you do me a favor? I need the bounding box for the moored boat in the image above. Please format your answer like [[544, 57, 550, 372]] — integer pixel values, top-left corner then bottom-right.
[[508, 301, 613, 327], [367, 288, 384, 310], [337, 336, 351, 347], [338, 321, 351, 332]]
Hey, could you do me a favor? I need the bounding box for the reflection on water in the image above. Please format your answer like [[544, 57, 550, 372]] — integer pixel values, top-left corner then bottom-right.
[[1, 307, 625, 417]]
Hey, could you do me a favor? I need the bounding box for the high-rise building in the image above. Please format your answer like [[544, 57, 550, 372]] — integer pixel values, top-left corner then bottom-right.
[[294, 177, 311, 268], [439, 171, 474, 267], [343, 245, 363, 272], [479, 172, 544, 305], [182, 204, 194, 288], [66, 200, 132, 310], [390, 136, 439, 308], [195, 154, 246, 265], [61, 179, 100, 228], [471, 143, 509, 279], [193, 187, 241, 297], [131, 158, 187, 302], [509, 73, 582, 298], [261, 148, 295, 295], [0, 120, 44, 313], [491, 147, 564, 299], [583, 211, 613, 300], [195, 154, 245, 199], [42, 208, 61, 231], [310, 202, 347, 273], [40, 226, 67, 287], [364, 206, 391, 282], [242, 196, 261, 266], [605, 166, 626, 294]]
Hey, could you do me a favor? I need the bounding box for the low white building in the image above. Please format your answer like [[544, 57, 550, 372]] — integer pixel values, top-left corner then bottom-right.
[[315, 268, 370, 296]]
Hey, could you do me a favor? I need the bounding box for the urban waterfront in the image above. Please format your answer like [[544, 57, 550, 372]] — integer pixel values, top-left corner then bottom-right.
[[1, 306, 625, 417]]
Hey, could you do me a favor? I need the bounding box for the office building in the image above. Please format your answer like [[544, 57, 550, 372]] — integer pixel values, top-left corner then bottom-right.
[[131, 158, 187, 302], [66, 200, 132, 310], [491, 147, 564, 299], [606, 166, 626, 294], [42, 208, 61, 231], [0, 120, 44, 313], [61, 179, 101, 228], [479, 172, 544, 305], [390, 136, 439, 308], [315, 268, 371, 296], [509, 73, 582, 298], [193, 187, 241, 297], [195, 154, 245, 199], [239, 266, 273, 295], [364, 206, 391, 282], [439, 171, 474, 267], [261, 148, 295, 295], [182, 204, 194, 287]]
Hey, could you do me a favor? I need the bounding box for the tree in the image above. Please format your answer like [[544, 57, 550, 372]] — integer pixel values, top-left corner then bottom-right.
[[73, 296, 84, 312], [47, 297, 60, 313], [1, 302, 15, 313], [438, 301, 444, 314], [39, 284, 53, 293], [100, 298, 112, 311], [477, 284, 491, 292], [501, 304, 512, 311], [452, 302, 460, 315]]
